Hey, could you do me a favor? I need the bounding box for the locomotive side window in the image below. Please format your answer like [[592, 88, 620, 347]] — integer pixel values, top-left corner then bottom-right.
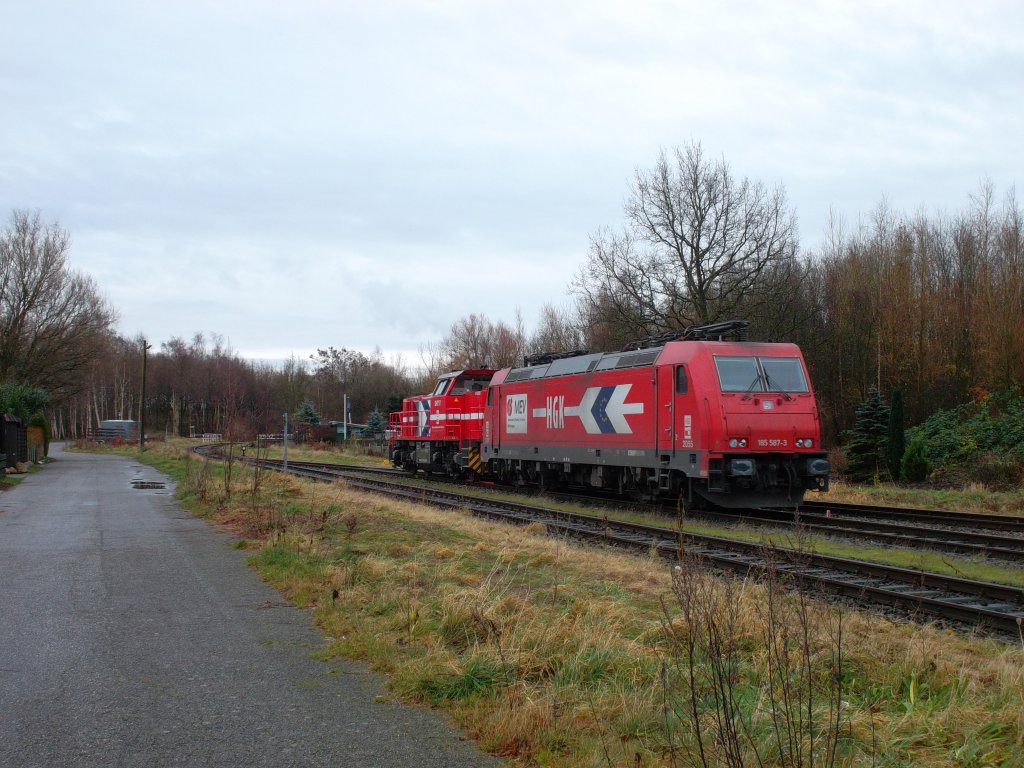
[[675, 366, 688, 394], [432, 379, 451, 396], [760, 357, 809, 393], [715, 356, 762, 392]]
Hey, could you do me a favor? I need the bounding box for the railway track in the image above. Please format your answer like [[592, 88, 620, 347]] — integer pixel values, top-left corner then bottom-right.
[[696, 505, 1024, 562], [223, 454, 1024, 562], [271, 460, 1024, 560], [190, 447, 1024, 635], [227, 453, 1024, 564], [799, 499, 1024, 533], [232, 454, 1024, 636]]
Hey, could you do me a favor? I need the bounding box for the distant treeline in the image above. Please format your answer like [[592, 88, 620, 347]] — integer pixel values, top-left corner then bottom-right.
[[4, 144, 1021, 446]]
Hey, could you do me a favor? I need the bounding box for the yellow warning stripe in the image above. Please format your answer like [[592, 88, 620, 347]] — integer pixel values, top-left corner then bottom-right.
[[468, 446, 483, 474]]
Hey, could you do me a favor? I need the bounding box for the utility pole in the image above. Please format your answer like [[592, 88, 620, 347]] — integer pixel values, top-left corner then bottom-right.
[[342, 394, 348, 441], [139, 338, 152, 450], [283, 412, 289, 473]]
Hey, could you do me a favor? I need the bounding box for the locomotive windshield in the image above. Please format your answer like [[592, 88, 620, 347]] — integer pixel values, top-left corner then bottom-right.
[[715, 356, 809, 394], [430, 373, 492, 396], [715, 357, 761, 392], [760, 357, 809, 393]]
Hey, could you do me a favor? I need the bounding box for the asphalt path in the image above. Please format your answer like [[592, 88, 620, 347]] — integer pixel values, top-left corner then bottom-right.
[[0, 444, 499, 767]]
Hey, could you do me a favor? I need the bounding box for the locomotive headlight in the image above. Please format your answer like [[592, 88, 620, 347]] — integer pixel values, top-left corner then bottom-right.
[[729, 438, 738, 448], [796, 438, 814, 448], [739, 438, 748, 448]]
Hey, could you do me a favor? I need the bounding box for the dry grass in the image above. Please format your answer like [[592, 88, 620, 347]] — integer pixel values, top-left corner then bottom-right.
[[259, 442, 392, 468], [819, 478, 1024, 517], [130, 441, 1024, 767]]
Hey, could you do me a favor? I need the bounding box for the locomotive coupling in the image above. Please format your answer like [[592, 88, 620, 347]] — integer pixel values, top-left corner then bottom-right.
[[728, 459, 756, 477], [806, 458, 830, 477]]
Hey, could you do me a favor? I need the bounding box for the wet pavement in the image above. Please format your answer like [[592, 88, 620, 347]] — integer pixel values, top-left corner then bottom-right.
[[0, 444, 498, 767]]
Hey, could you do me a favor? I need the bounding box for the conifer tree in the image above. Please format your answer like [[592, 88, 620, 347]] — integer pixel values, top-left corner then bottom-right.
[[844, 386, 891, 482], [295, 400, 320, 425], [365, 409, 387, 438]]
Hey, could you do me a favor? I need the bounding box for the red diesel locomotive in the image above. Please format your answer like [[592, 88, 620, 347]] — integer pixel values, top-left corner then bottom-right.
[[389, 322, 830, 509]]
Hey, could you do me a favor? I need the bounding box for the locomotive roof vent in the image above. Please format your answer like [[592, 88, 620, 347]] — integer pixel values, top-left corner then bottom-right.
[[595, 348, 661, 371], [505, 364, 550, 383], [523, 348, 590, 367]]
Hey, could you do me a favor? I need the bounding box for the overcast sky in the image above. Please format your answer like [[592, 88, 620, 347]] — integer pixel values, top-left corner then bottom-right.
[[3, 1, 1020, 365]]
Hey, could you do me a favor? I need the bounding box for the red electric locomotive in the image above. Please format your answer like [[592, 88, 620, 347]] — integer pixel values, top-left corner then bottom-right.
[[390, 321, 830, 509]]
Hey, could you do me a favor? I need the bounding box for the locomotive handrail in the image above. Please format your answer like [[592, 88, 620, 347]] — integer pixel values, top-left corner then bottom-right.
[[390, 405, 482, 442], [430, 407, 467, 441]]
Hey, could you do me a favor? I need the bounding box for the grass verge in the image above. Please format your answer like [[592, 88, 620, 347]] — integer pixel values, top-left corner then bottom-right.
[[818, 478, 1024, 516]]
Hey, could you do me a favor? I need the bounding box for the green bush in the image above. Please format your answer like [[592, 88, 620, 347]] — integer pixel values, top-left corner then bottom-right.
[[901, 436, 931, 482], [0, 382, 49, 421], [966, 453, 1024, 490], [904, 389, 1024, 482]]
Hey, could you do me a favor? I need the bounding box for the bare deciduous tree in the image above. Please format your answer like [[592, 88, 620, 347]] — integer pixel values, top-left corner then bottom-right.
[[310, 345, 411, 423], [575, 142, 800, 336], [526, 302, 587, 357], [0, 210, 116, 399], [441, 313, 495, 369], [439, 312, 524, 370], [797, 180, 1024, 438]]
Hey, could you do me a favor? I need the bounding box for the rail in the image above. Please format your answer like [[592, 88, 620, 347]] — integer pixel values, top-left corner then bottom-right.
[[190, 446, 1024, 637]]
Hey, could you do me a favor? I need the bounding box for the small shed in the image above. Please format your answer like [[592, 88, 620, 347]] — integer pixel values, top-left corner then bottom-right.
[[1, 414, 27, 469], [302, 422, 340, 443], [94, 419, 139, 443]]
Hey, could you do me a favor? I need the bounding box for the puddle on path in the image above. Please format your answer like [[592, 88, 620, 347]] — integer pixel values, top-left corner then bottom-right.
[[131, 480, 167, 490]]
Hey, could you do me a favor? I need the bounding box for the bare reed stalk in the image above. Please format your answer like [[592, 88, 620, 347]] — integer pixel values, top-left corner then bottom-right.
[[222, 442, 234, 500], [250, 440, 267, 507], [661, 543, 846, 768], [661, 556, 745, 767], [186, 452, 212, 502], [473, 555, 519, 690]]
